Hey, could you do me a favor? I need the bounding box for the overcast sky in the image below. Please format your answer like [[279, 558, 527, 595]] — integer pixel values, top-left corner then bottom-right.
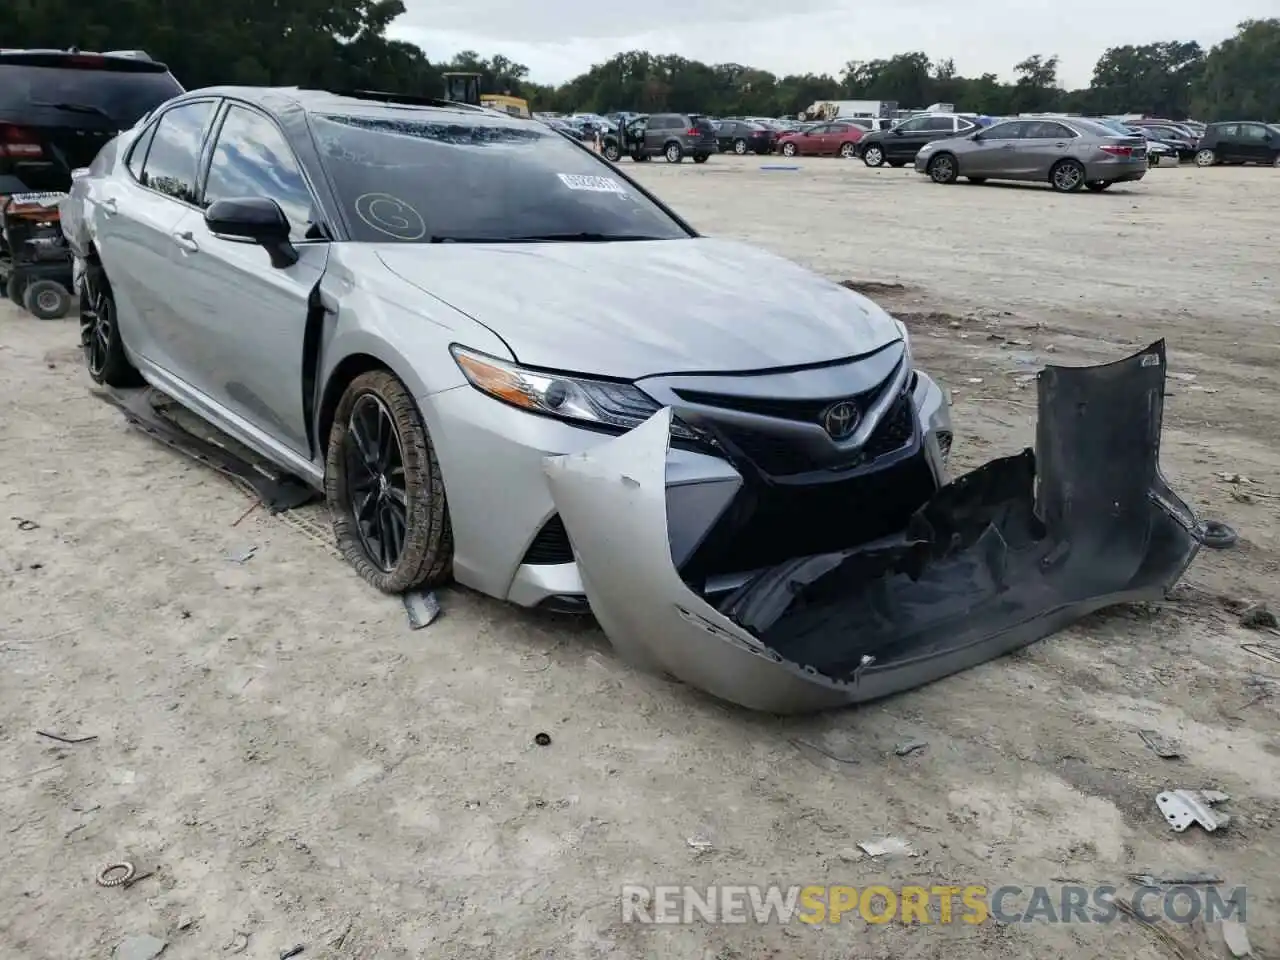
[[389, 0, 1264, 90]]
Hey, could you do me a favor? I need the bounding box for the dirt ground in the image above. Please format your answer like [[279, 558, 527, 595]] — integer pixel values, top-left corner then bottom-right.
[[2, 156, 1278, 960]]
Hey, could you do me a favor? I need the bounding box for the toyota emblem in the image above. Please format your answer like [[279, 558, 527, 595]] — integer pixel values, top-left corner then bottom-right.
[[821, 400, 860, 440]]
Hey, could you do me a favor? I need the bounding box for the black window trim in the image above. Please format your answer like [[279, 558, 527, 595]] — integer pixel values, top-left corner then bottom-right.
[[199, 98, 332, 245], [124, 96, 222, 210]]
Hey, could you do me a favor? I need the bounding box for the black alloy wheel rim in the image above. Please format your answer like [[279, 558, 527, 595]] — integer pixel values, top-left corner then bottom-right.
[[344, 394, 409, 572], [82, 289, 111, 377]]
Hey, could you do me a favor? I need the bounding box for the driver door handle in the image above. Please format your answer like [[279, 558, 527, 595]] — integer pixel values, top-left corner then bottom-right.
[[100, 197, 118, 216], [172, 230, 199, 254]]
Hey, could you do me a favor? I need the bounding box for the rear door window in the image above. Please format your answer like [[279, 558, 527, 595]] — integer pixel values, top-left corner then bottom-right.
[[138, 100, 216, 204]]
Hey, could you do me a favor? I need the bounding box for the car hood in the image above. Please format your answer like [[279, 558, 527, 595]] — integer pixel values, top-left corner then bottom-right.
[[376, 237, 901, 379]]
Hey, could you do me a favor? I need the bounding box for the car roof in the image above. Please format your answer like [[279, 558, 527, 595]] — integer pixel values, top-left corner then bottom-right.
[[176, 86, 508, 123]]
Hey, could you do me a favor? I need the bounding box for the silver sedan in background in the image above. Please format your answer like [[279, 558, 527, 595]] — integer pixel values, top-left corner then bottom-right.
[[915, 117, 1149, 192]]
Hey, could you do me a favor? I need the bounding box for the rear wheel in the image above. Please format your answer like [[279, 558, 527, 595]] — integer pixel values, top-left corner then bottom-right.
[[927, 153, 958, 184], [664, 142, 683, 163], [1194, 148, 1217, 167], [888, 159, 906, 168], [1085, 181, 1112, 192], [838, 141, 857, 158], [693, 154, 709, 163], [5, 273, 24, 304], [80, 272, 144, 387], [603, 142, 621, 162], [862, 144, 884, 167], [733, 138, 747, 155], [325, 370, 453, 594], [1050, 159, 1085, 193], [781, 141, 798, 158]]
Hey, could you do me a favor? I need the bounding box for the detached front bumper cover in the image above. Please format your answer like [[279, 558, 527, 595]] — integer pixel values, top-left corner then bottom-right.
[[545, 341, 1202, 714]]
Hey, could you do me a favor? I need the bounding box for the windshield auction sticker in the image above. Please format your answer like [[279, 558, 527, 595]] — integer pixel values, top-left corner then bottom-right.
[[557, 173, 627, 194]]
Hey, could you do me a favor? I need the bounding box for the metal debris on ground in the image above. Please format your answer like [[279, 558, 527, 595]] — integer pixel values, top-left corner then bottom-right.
[[533, 732, 552, 747], [894, 739, 928, 757], [1222, 918, 1253, 957], [12, 517, 39, 530], [402, 590, 441, 630], [1195, 519, 1238, 549], [1238, 603, 1277, 630], [687, 832, 714, 850], [1128, 871, 1223, 886], [279, 945, 305, 959], [37, 730, 97, 745], [114, 934, 167, 960], [224, 931, 251, 954], [1137, 730, 1182, 759], [97, 862, 136, 887], [1156, 790, 1231, 833], [857, 837, 918, 858], [1113, 898, 1204, 960], [1241, 642, 1280, 665], [226, 545, 257, 564]]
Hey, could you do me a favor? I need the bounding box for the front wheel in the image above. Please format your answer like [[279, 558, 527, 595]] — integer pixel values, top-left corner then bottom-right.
[[325, 370, 453, 594], [1050, 159, 1085, 193], [862, 145, 884, 167], [23, 279, 72, 320], [603, 142, 621, 162], [927, 153, 958, 183], [693, 154, 709, 164], [1194, 148, 1217, 167], [838, 141, 856, 158], [781, 142, 798, 158], [733, 138, 747, 155], [1085, 181, 1112, 192], [664, 142, 683, 163]]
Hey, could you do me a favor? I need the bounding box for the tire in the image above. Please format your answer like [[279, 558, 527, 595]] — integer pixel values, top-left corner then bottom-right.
[[1050, 159, 1086, 193], [1194, 148, 1216, 167], [325, 370, 453, 594], [664, 142, 683, 163], [1272, 152, 1280, 168], [927, 153, 958, 184], [888, 160, 907, 168], [5, 273, 24, 304], [733, 138, 747, 155], [839, 141, 856, 158], [781, 142, 798, 158], [603, 142, 621, 162], [1085, 181, 1112, 192], [693, 154, 709, 163], [967, 177, 987, 184], [80, 273, 143, 387], [23, 279, 72, 320], [862, 144, 884, 167]]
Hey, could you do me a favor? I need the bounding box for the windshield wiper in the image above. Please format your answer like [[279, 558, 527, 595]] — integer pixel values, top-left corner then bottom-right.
[[32, 101, 115, 121], [430, 232, 664, 244]]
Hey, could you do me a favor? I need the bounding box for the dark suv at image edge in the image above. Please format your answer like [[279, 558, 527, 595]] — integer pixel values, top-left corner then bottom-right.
[[0, 49, 184, 194]]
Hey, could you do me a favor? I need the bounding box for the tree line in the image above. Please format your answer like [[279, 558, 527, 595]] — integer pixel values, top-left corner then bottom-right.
[[7, 1, 1278, 121]]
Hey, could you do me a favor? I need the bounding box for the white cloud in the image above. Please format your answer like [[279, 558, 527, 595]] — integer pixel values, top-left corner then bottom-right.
[[390, 0, 1262, 90]]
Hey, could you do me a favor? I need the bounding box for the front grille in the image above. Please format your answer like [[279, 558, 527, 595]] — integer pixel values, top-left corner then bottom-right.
[[521, 514, 575, 565], [861, 393, 915, 460], [715, 391, 917, 476]]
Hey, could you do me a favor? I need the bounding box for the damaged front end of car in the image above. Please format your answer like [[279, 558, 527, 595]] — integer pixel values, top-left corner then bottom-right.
[[544, 340, 1203, 713]]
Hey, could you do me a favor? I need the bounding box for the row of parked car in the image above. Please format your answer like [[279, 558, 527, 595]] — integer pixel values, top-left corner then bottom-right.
[[564, 106, 1279, 191]]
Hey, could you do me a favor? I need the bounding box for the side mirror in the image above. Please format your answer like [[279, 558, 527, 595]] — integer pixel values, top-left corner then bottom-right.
[[205, 197, 298, 268], [971, 131, 985, 141], [891, 127, 903, 135]]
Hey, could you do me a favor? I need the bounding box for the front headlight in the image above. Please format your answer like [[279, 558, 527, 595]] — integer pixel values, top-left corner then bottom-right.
[[451, 346, 698, 440]]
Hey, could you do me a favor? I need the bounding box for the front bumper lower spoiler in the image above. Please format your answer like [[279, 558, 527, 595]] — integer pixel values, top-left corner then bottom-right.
[[544, 341, 1202, 714]]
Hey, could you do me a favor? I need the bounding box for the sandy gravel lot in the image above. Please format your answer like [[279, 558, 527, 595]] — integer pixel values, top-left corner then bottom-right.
[[2, 156, 1278, 960]]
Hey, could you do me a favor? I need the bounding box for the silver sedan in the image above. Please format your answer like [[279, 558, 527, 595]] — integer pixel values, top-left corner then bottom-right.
[[915, 117, 1149, 191]]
